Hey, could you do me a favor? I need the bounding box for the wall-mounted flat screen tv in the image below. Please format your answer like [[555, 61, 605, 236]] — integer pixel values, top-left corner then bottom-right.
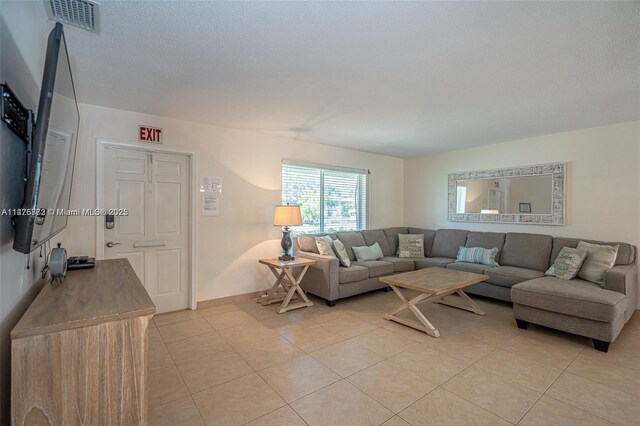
[[13, 23, 79, 254]]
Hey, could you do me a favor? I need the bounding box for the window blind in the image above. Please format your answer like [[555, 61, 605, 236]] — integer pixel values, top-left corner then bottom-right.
[[282, 162, 368, 234]]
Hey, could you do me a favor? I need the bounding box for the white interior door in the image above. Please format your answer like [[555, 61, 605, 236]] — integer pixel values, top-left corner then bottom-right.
[[101, 146, 190, 313], [488, 188, 506, 212]]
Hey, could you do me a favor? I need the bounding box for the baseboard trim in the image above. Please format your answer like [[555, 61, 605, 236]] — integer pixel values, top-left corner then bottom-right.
[[197, 290, 263, 309]]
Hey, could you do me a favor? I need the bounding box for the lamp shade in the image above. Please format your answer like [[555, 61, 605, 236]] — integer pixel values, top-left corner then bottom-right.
[[273, 205, 302, 226]]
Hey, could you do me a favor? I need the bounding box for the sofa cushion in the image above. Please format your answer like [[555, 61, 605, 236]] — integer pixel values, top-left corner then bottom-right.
[[551, 237, 635, 266], [383, 227, 409, 256], [339, 265, 369, 284], [336, 232, 367, 261], [485, 266, 545, 288], [501, 233, 553, 272], [465, 232, 506, 260], [408, 228, 437, 257], [362, 229, 393, 256], [446, 262, 489, 274], [351, 260, 395, 278], [431, 229, 469, 259], [512, 277, 627, 323], [414, 257, 456, 269], [382, 256, 415, 272]]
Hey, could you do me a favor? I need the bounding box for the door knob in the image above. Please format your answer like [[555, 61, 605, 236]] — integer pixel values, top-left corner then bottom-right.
[[105, 241, 121, 248]]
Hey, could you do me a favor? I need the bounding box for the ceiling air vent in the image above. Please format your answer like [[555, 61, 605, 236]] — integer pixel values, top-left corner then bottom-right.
[[44, 0, 100, 33]]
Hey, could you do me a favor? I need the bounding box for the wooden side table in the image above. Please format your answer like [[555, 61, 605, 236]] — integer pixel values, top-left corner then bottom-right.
[[258, 257, 316, 313]]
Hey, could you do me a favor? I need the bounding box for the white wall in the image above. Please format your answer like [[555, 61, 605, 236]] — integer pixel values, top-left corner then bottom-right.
[[58, 104, 404, 301], [404, 120, 640, 302], [0, 2, 51, 423]]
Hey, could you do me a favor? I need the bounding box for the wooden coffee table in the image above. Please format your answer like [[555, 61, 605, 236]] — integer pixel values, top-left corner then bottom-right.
[[380, 267, 489, 338]]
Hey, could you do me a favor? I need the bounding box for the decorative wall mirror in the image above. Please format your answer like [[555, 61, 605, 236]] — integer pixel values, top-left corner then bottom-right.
[[448, 163, 566, 225]]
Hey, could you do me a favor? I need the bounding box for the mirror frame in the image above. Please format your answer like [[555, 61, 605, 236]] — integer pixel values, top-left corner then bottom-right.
[[448, 162, 566, 225]]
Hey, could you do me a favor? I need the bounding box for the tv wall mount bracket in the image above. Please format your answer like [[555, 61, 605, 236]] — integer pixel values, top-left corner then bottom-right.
[[2, 82, 34, 186], [1, 82, 34, 145]]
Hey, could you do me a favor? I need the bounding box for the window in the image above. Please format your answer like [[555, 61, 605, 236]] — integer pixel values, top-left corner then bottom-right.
[[282, 161, 368, 234], [456, 185, 467, 214]]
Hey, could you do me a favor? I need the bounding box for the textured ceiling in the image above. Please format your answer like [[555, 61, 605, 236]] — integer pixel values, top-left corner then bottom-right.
[[54, 1, 639, 157]]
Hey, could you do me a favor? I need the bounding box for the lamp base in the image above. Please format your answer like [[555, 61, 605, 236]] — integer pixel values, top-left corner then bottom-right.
[[279, 226, 295, 262]]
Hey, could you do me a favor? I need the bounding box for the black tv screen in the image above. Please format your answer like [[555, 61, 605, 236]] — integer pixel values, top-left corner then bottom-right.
[[13, 23, 79, 254]]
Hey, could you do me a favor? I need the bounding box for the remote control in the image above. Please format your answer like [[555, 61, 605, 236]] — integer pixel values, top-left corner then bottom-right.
[[67, 256, 96, 270]]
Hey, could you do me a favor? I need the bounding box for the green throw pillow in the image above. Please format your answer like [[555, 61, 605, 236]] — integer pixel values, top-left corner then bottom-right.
[[577, 241, 618, 287], [333, 239, 351, 267], [352, 242, 384, 262], [545, 247, 588, 280], [456, 246, 499, 267]]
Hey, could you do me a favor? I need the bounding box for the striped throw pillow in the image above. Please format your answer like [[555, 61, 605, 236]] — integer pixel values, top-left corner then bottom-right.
[[456, 246, 500, 267]]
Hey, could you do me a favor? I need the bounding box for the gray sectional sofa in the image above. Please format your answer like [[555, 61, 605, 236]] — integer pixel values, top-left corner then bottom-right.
[[294, 228, 637, 351]]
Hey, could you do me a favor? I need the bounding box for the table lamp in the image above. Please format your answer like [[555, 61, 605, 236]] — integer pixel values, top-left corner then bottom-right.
[[273, 204, 302, 261]]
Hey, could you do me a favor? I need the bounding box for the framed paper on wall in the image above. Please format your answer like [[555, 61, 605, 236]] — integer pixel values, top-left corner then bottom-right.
[[518, 202, 532, 213]]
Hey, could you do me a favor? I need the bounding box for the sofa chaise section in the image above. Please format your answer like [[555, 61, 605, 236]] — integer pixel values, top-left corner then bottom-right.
[[512, 239, 638, 351]]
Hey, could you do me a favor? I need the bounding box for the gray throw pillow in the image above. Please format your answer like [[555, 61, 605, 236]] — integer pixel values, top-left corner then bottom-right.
[[545, 247, 588, 280], [577, 241, 618, 287], [398, 234, 425, 258], [352, 242, 384, 262], [333, 239, 351, 267]]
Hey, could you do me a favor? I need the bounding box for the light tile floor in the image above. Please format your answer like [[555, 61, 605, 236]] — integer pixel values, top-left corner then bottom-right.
[[149, 289, 640, 425]]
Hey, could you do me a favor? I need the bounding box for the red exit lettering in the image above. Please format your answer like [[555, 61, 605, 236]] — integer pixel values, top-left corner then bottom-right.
[[138, 126, 163, 144]]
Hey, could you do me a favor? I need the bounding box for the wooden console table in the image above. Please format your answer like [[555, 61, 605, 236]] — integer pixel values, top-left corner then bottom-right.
[[11, 259, 155, 426]]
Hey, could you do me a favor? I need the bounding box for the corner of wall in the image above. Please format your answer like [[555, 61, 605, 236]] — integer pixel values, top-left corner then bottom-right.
[[0, 2, 51, 423]]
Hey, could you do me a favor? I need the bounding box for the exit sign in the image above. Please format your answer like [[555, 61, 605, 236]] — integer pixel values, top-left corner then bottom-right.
[[139, 125, 163, 144]]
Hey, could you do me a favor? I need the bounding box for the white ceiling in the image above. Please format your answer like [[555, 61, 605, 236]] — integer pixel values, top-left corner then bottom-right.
[[54, 1, 639, 158]]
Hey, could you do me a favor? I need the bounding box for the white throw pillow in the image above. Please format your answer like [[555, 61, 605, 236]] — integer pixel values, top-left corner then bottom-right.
[[333, 239, 351, 267], [577, 241, 618, 287], [314, 236, 337, 258], [398, 234, 425, 258]]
